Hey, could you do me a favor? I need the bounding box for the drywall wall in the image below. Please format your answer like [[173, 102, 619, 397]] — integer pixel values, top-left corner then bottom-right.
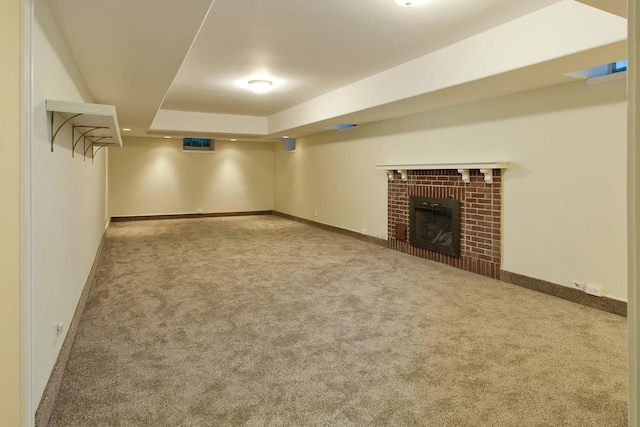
[[274, 131, 388, 238], [30, 0, 108, 416], [0, 0, 23, 424], [109, 138, 274, 216], [628, 0, 639, 422], [274, 78, 628, 301]]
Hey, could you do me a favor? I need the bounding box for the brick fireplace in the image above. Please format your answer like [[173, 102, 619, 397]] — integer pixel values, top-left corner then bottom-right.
[[387, 168, 502, 279]]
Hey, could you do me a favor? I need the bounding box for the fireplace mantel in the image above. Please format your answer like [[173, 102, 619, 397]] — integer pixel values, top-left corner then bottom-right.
[[376, 162, 510, 184]]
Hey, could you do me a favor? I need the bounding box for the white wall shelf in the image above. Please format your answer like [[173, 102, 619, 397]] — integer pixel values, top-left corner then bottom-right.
[[376, 162, 510, 183], [46, 100, 123, 161]]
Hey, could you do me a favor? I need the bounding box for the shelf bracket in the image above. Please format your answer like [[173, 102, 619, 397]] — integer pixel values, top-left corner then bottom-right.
[[383, 169, 409, 181], [72, 126, 107, 158], [50, 112, 82, 152], [457, 168, 470, 183], [385, 170, 395, 181], [479, 168, 494, 184], [91, 144, 109, 163], [84, 136, 112, 161]]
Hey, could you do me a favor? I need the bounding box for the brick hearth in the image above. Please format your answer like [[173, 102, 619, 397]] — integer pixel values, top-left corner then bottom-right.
[[387, 169, 501, 278]]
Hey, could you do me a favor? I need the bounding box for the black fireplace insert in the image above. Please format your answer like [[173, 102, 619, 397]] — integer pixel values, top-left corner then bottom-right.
[[409, 196, 460, 257]]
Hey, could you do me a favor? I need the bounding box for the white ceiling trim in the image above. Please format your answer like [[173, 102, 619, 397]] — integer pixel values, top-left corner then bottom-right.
[[150, 110, 268, 136]]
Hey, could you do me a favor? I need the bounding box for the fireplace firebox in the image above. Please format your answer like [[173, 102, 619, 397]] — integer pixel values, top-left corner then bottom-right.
[[409, 196, 460, 257]]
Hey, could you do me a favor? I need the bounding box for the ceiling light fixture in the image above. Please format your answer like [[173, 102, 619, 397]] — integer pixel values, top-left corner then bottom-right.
[[394, 0, 425, 6], [230, 139, 237, 141], [248, 80, 273, 94], [122, 128, 131, 131], [164, 136, 171, 139]]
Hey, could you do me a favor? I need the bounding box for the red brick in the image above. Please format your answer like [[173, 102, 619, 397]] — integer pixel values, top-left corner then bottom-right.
[[385, 169, 502, 279]]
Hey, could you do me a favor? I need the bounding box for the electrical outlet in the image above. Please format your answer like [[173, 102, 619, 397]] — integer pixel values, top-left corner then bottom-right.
[[197, 209, 203, 214], [313, 209, 317, 219], [53, 322, 64, 345], [570, 279, 585, 291], [585, 284, 603, 297]]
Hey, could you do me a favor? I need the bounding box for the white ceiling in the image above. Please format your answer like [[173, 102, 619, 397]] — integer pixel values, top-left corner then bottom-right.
[[46, 0, 214, 137], [162, 0, 560, 116], [47, 0, 627, 141]]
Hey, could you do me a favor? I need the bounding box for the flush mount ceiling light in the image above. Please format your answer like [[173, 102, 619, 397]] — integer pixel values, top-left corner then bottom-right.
[[393, 0, 425, 6], [248, 80, 273, 94]]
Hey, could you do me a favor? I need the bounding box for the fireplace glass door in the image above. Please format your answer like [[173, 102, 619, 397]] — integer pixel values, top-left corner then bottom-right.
[[409, 196, 460, 257]]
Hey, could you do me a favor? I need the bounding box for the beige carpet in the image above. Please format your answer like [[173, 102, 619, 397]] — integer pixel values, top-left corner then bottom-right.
[[48, 215, 627, 426]]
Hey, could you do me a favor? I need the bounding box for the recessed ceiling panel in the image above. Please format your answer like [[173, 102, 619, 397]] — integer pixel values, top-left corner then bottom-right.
[[161, 0, 561, 116]]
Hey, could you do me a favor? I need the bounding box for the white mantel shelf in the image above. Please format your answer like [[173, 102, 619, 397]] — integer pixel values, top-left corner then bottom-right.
[[376, 162, 510, 184]]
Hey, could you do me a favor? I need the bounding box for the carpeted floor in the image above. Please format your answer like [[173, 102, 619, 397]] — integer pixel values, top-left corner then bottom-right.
[[48, 215, 628, 426]]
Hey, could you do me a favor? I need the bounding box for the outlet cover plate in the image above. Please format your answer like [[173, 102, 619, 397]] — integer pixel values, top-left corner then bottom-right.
[[570, 279, 585, 291], [585, 284, 602, 297]]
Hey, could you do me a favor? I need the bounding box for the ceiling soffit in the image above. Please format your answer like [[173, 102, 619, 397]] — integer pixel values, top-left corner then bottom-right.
[[47, 0, 215, 133], [150, 1, 627, 139]]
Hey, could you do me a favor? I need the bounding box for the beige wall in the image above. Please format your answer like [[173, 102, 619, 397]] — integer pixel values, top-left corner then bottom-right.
[[274, 128, 387, 238], [30, 0, 109, 416], [109, 138, 274, 217], [0, 0, 24, 424], [628, 0, 639, 423], [275, 79, 628, 301]]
